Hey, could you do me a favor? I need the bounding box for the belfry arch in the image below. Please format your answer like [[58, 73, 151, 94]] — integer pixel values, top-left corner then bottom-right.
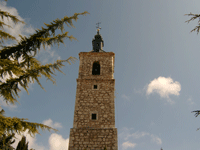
[[92, 61, 100, 75]]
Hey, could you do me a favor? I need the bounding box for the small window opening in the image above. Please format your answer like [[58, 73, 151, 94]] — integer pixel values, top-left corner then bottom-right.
[[97, 43, 99, 46], [92, 114, 96, 120], [92, 61, 100, 75], [94, 85, 97, 89]]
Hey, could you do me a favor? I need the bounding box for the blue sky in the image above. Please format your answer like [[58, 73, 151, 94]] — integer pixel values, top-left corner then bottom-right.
[[1, 0, 200, 150]]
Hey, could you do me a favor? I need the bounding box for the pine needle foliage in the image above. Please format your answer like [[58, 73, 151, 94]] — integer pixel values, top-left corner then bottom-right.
[[185, 12, 200, 131], [185, 12, 200, 34], [0, 132, 15, 150], [16, 135, 28, 150], [0, 4, 26, 45], [0, 0, 89, 145]]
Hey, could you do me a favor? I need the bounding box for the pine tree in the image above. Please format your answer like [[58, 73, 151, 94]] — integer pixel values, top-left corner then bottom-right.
[[185, 12, 200, 131], [16, 135, 28, 150], [0, 132, 15, 150], [0, 0, 89, 145]]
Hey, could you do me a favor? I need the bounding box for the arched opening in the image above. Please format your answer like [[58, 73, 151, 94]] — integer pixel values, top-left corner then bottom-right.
[[92, 61, 100, 75]]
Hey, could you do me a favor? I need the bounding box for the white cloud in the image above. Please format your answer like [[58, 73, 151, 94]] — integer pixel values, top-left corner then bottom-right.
[[7, 119, 66, 150], [8, 129, 45, 150], [150, 134, 162, 145], [146, 76, 181, 104], [122, 141, 137, 150], [124, 131, 149, 140], [0, 1, 35, 43], [119, 127, 134, 139], [0, 98, 17, 110], [42, 118, 63, 129], [9, 130, 69, 150], [130, 131, 150, 139], [49, 133, 69, 150], [35, 45, 61, 65], [119, 127, 162, 148]]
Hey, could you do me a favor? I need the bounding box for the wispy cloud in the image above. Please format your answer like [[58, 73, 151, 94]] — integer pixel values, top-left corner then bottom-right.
[[127, 131, 150, 140], [35, 45, 62, 65], [42, 118, 63, 129], [0, 98, 17, 111], [146, 76, 181, 104], [119, 127, 162, 149], [122, 141, 137, 149], [150, 134, 162, 145], [187, 97, 194, 105], [121, 94, 130, 101], [0, 1, 35, 44]]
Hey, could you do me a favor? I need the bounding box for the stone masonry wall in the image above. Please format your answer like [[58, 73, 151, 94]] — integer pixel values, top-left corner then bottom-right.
[[68, 128, 118, 150], [78, 52, 115, 79], [73, 79, 115, 128], [68, 52, 118, 150]]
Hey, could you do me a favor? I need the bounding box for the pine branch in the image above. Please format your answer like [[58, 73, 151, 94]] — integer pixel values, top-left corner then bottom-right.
[[0, 30, 16, 43], [185, 13, 200, 34], [0, 56, 77, 105], [0, 21, 12, 29], [0, 10, 26, 25], [191, 110, 200, 131], [0, 9, 89, 144], [191, 110, 200, 117], [0, 11, 88, 104], [0, 115, 58, 139], [0, 11, 89, 65]]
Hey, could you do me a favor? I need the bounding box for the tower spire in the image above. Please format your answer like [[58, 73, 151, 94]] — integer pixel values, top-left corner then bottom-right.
[[91, 22, 105, 52]]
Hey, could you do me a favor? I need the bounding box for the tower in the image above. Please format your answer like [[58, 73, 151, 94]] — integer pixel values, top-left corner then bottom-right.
[[68, 24, 118, 150]]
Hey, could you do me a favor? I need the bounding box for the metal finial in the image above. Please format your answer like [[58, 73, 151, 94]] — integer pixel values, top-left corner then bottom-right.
[[96, 22, 101, 32]]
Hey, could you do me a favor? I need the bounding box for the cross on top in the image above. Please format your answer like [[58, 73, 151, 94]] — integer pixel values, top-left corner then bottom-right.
[[96, 22, 101, 31]]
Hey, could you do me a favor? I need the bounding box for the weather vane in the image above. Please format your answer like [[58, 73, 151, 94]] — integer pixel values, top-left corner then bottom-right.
[[96, 22, 101, 32]]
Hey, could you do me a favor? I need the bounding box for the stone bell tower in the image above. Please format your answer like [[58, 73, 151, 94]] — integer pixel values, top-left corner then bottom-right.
[[68, 23, 118, 150]]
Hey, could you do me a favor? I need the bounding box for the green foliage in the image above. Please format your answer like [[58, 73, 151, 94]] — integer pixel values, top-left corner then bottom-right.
[[16, 135, 28, 150], [0, 132, 15, 150], [0, 0, 89, 145], [0, 9, 26, 46]]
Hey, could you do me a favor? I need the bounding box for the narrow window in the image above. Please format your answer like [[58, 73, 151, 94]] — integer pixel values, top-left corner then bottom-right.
[[92, 61, 100, 75], [94, 85, 97, 89], [92, 113, 96, 120]]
